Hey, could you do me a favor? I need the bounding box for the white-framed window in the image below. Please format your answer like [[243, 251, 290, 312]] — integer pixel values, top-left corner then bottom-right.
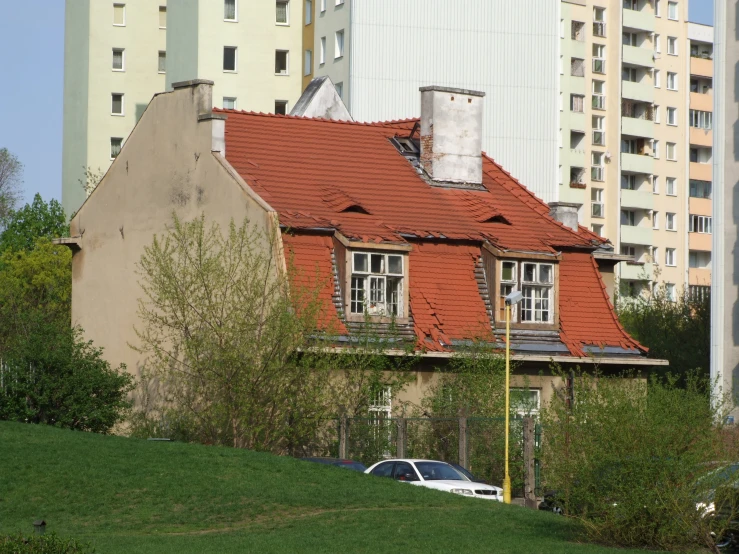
[[225, 0, 237, 20], [275, 100, 288, 115], [521, 263, 554, 323], [667, 36, 677, 55], [112, 48, 125, 71], [570, 94, 584, 113], [334, 29, 344, 58], [653, 211, 659, 229], [350, 252, 405, 317], [111, 93, 124, 116], [335, 81, 343, 99], [305, 0, 312, 24], [666, 212, 676, 230], [499, 260, 518, 321], [666, 177, 676, 195], [276, 0, 289, 24], [593, 7, 606, 37], [110, 137, 123, 159], [621, 210, 636, 226], [668, 1, 678, 20], [655, 0, 662, 16], [592, 188, 604, 218], [320, 0, 326, 12], [666, 107, 677, 125], [667, 142, 677, 161], [689, 215, 712, 233], [223, 97, 237, 110], [158, 51, 166, 73], [621, 174, 637, 190], [592, 223, 604, 236], [653, 140, 660, 159], [654, 105, 660, 123], [623, 66, 638, 82], [368, 385, 392, 421], [621, 245, 636, 258], [666, 283, 676, 301], [336, 0, 344, 5], [593, 44, 605, 74], [304, 49, 312, 76], [592, 153, 605, 181], [113, 3, 126, 26], [690, 110, 713, 130], [275, 50, 289, 75], [319, 36, 326, 64], [623, 32, 638, 47], [654, 69, 661, 88], [223, 46, 237, 71], [511, 388, 541, 417], [666, 248, 676, 267], [667, 72, 677, 90], [654, 33, 661, 53], [592, 115, 605, 145], [690, 180, 712, 199], [159, 6, 166, 28], [653, 175, 659, 193]]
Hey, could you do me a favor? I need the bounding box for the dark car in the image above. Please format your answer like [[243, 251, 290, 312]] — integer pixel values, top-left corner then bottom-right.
[[449, 463, 488, 484], [301, 457, 367, 472]]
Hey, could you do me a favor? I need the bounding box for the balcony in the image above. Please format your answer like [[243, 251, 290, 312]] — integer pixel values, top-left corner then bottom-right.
[[622, 152, 654, 174], [689, 232, 712, 251], [622, 80, 654, 103], [690, 162, 712, 181], [621, 225, 653, 246], [622, 116, 654, 139], [623, 45, 655, 68], [621, 188, 654, 210], [622, 8, 655, 32], [689, 126, 713, 147], [689, 197, 712, 216], [690, 56, 713, 78], [689, 267, 712, 285], [621, 261, 653, 281], [690, 91, 713, 112]]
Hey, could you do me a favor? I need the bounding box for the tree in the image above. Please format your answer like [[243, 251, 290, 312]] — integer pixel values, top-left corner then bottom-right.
[[0, 193, 68, 254], [0, 148, 22, 225]]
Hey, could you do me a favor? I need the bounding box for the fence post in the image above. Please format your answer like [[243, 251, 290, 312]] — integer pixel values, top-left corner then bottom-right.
[[339, 416, 348, 459], [397, 418, 407, 458], [523, 416, 537, 509], [458, 417, 468, 468]]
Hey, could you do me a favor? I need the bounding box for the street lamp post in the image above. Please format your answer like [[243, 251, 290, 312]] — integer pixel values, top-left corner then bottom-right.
[[503, 290, 523, 505]]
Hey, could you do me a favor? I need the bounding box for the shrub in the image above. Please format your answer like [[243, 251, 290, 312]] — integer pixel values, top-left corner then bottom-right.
[[0, 533, 94, 554]]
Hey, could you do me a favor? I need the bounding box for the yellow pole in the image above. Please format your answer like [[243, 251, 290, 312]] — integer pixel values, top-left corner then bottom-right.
[[503, 303, 511, 504]]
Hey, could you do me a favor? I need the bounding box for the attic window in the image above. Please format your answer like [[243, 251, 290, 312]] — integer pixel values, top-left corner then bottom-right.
[[479, 214, 510, 225], [322, 188, 370, 214], [342, 204, 370, 215], [350, 252, 404, 317], [393, 137, 419, 155], [498, 260, 555, 324]]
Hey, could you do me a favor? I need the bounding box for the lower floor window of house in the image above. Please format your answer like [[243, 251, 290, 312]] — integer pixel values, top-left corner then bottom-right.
[[350, 252, 404, 317]]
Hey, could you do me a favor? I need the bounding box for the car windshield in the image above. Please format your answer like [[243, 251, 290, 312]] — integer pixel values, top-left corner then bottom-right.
[[415, 462, 467, 481]]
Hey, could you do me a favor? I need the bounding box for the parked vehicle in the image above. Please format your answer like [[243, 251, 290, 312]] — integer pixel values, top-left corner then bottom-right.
[[301, 457, 367, 472], [365, 459, 503, 501], [448, 462, 488, 484]]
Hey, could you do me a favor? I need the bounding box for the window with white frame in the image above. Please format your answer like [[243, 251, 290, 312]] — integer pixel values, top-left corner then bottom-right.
[[667, 72, 677, 90], [651, 246, 659, 264], [499, 260, 518, 321], [305, 0, 312, 24], [654, 33, 661, 53], [621, 174, 637, 190], [276, 0, 289, 24], [654, 69, 661, 88], [274, 100, 288, 115], [689, 180, 712, 199], [667, 107, 677, 125], [653, 211, 659, 229], [112, 48, 125, 71], [666, 248, 676, 267], [319, 36, 326, 64], [667, 142, 677, 161], [275, 50, 289, 74], [653, 140, 660, 159], [621, 245, 636, 258], [320, 0, 326, 11], [110, 137, 123, 159], [621, 210, 636, 226], [689, 215, 712, 233], [668, 1, 678, 20], [368, 385, 392, 423], [223, 97, 237, 110], [623, 32, 638, 47], [159, 6, 166, 28], [593, 7, 606, 37], [592, 188, 604, 218], [225, 0, 237, 20], [158, 51, 166, 73], [655, 0, 662, 16], [653, 175, 659, 193], [111, 93, 124, 116], [667, 36, 677, 55], [653, 105, 660, 123], [666, 177, 676, 195], [666, 212, 676, 230], [350, 252, 405, 317], [592, 223, 604, 236], [622, 66, 638, 82], [511, 388, 541, 417], [304, 49, 312, 76], [690, 109, 712, 130], [666, 283, 676, 301], [521, 263, 554, 323], [335, 30, 344, 58], [113, 3, 125, 25], [592, 152, 604, 182], [223, 46, 237, 71], [593, 44, 605, 74], [592, 115, 605, 145]]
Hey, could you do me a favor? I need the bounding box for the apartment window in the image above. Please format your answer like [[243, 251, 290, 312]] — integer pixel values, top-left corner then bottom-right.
[[591, 188, 604, 218], [113, 3, 126, 26], [623, 32, 638, 47], [112, 48, 125, 71], [110, 137, 123, 159], [320, 36, 326, 64], [276, 0, 289, 24], [521, 263, 554, 323], [158, 51, 166, 73], [350, 252, 405, 317], [320, 0, 326, 11], [159, 6, 166, 28], [652, 246, 659, 264], [666, 177, 676, 195], [593, 7, 606, 37], [305, 0, 312, 24], [667, 72, 677, 90], [223, 47, 237, 71], [592, 152, 604, 182], [689, 215, 712, 233], [570, 94, 584, 113], [571, 21, 585, 41], [690, 110, 713, 130], [621, 245, 636, 258], [275, 50, 289, 74], [666, 107, 677, 125], [111, 93, 124, 116], [689, 180, 712, 199], [667, 142, 677, 161], [225, 0, 237, 20], [668, 1, 678, 20], [304, 49, 312, 76], [621, 174, 637, 190], [622, 67, 638, 83], [592, 80, 605, 110], [666, 283, 676, 302], [593, 44, 605, 74], [653, 175, 659, 193], [275, 100, 288, 115], [654, 33, 661, 53], [666, 248, 676, 267], [667, 36, 677, 55], [334, 30, 344, 58], [592, 224, 604, 236], [571, 58, 585, 77], [654, 105, 660, 123], [653, 211, 659, 229], [655, 0, 662, 16], [593, 115, 605, 145], [653, 140, 660, 159], [621, 210, 636, 226], [223, 97, 237, 110], [335, 82, 343, 99], [654, 69, 661, 88], [666, 212, 676, 230]]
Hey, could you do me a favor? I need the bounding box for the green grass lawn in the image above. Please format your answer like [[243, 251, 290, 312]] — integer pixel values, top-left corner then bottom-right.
[[0, 421, 650, 553]]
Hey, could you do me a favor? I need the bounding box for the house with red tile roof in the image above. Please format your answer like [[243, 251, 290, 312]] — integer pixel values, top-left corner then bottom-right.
[[60, 79, 665, 410]]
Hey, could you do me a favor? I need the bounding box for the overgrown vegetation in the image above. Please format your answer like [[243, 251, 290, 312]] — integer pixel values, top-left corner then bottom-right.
[[0, 148, 23, 226], [0, 533, 94, 554]]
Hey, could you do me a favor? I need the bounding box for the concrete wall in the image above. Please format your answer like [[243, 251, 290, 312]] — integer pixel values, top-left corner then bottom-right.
[[69, 83, 274, 379], [166, 0, 200, 90], [313, 0, 351, 105]]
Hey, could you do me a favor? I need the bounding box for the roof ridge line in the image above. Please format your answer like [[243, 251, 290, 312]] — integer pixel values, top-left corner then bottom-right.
[[214, 108, 418, 128]]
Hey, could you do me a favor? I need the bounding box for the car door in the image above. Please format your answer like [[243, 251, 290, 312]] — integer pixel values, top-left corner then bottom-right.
[[393, 461, 420, 482], [370, 461, 395, 478]]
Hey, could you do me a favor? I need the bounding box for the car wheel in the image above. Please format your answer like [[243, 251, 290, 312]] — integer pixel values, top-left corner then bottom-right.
[[551, 505, 564, 516]]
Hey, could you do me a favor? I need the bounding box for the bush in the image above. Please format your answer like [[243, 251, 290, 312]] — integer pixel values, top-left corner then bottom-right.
[[0, 533, 94, 554]]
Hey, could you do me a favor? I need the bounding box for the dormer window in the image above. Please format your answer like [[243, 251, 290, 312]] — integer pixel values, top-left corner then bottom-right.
[[350, 251, 404, 317], [498, 260, 555, 324]]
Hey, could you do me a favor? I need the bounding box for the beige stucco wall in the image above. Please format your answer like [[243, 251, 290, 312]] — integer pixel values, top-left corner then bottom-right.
[[70, 82, 274, 379]]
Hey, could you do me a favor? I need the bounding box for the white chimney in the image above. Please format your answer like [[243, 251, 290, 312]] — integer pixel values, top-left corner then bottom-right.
[[419, 86, 485, 185], [548, 202, 582, 232]]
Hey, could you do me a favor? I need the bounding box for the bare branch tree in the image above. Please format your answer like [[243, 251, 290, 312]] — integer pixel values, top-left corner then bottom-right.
[[0, 148, 23, 223]]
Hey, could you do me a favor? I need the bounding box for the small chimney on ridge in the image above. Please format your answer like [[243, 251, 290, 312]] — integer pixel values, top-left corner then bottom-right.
[[419, 86, 485, 185], [548, 202, 582, 232]]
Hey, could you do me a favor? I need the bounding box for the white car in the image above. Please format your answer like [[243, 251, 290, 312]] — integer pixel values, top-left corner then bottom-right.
[[365, 458, 503, 501]]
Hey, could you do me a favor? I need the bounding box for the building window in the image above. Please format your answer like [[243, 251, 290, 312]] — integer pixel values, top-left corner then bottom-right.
[[655, 0, 662, 16], [592, 115, 605, 145], [667, 1, 678, 20], [667, 72, 677, 90], [499, 260, 518, 321], [570, 94, 584, 113], [571, 58, 585, 77], [591, 188, 604, 218], [350, 252, 404, 317], [111, 93, 124, 115], [689, 215, 712, 233], [666, 177, 676, 195], [654, 105, 660, 123], [336, 0, 344, 5], [275, 50, 289, 75], [158, 51, 166, 73], [593, 44, 605, 74], [666, 142, 677, 161], [621, 174, 637, 190], [621, 210, 636, 226], [335, 81, 343, 99], [593, 7, 606, 37], [112, 48, 125, 71], [666, 212, 676, 230], [592, 152, 604, 182], [622, 67, 638, 83], [653, 175, 659, 193], [654, 69, 661, 88], [666, 248, 676, 267], [319, 36, 326, 64], [666, 283, 676, 301], [689, 251, 711, 269], [113, 3, 126, 25], [276, 0, 289, 24], [654, 33, 661, 53], [223, 97, 237, 110], [275, 100, 288, 115], [159, 6, 166, 28], [320, 0, 326, 12], [592, 224, 603, 237], [571, 21, 585, 41], [223, 47, 237, 71], [653, 211, 659, 229], [623, 32, 638, 47], [689, 180, 712, 199], [667, 36, 677, 55], [110, 137, 123, 159], [666, 107, 677, 125], [621, 245, 636, 258], [511, 388, 541, 416], [304, 49, 312, 76], [690, 110, 713, 130], [305, 0, 312, 24], [521, 263, 554, 323], [335, 29, 344, 59], [653, 140, 660, 159], [225, 0, 237, 20]]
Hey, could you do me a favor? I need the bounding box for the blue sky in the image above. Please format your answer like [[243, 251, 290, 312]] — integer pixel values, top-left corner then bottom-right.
[[0, 0, 715, 208]]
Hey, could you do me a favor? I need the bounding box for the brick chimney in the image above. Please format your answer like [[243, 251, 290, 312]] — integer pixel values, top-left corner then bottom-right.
[[419, 86, 485, 185]]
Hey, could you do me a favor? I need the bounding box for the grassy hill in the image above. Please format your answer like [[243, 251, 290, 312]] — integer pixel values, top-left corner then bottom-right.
[[0, 421, 646, 554]]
